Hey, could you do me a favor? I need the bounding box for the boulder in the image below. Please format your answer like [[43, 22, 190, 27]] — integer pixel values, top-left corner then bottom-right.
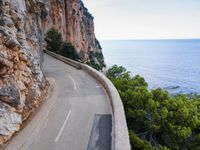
[[0, 86, 20, 106], [0, 102, 22, 136]]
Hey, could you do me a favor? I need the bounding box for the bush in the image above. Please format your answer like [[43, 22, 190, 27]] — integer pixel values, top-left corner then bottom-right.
[[45, 28, 106, 71], [87, 51, 106, 71], [107, 65, 200, 150], [45, 28, 63, 53], [61, 42, 80, 61], [45, 28, 80, 61]]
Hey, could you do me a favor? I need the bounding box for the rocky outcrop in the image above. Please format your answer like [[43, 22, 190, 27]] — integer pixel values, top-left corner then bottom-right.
[[50, 0, 104, 63], [0, 0, 104, 145], [0, 0, 48, 144]]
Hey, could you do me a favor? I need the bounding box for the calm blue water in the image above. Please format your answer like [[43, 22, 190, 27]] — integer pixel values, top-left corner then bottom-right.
[[101, 40, 200, 94]]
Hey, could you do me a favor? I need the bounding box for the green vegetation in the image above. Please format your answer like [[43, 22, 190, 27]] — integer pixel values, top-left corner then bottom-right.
[[86, 51, 105, 71], [61, 42, 80, 61], [45, 28, 63, 54], [45, 28, 105, 71], [107, 65, 200, 150], [45, 28, 80, 61]]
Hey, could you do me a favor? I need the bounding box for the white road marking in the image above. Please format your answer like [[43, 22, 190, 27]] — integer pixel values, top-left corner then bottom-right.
[[54, 110, 72, 142], [96, 85, 102, 88], [68, 75, 77, 90]]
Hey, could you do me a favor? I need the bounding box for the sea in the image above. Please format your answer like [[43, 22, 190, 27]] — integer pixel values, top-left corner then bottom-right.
[[101, 39, 200, 95]]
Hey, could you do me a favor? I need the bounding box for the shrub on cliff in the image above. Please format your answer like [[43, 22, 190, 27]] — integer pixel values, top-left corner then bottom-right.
[[60, 42, 80, 61], [107, 65, 200, 150], [87, 51, 106, 71], [45, 28, 63, 53], [45, 28, 105, 71], [45, 28, 80, 61]]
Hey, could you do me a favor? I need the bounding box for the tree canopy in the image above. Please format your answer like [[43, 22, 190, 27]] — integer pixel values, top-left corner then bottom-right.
[[45, 28, 63, 54], [45, 28, 79, 61], [107, 65, 200, 150]]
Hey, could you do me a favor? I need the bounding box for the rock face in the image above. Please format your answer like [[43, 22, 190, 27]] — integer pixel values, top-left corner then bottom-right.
[[0, 0, 103, 145], [50, 0, 103, 62], [0, 0, 48, 144]]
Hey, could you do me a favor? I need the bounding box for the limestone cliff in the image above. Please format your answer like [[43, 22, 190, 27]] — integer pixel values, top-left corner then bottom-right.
[[50, 0, 104, 63], [0, 0, 103, 145]]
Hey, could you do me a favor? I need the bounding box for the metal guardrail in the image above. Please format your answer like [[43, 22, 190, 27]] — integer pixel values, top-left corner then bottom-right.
[[44, 50, 131, 150]]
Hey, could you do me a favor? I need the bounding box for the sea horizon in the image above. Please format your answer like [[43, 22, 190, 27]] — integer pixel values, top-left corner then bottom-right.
[[100, 38, 200, 41], [101, 39, 200, 94]]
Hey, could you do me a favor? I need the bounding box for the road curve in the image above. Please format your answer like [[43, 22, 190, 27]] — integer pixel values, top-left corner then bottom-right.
[[4, 54, 112, 150]]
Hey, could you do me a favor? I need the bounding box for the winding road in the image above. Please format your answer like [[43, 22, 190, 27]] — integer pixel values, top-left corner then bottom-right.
[[5, 54, 112, 150]]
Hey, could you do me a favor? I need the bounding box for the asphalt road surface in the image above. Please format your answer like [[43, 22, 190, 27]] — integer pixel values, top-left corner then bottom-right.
[[4, 54, 112, 150]]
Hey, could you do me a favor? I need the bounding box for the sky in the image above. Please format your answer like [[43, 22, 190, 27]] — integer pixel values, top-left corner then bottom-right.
[[82, 0, 200, 40]]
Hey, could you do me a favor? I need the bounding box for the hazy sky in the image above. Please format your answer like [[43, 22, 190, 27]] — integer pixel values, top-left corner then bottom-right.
[[82, 0, 200, 40]]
